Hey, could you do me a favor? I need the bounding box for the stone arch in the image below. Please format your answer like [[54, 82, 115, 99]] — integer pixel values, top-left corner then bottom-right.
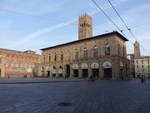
[[91, 63, 99, 69], [102, 61, 112, 69], [81, 63, 88, 69], [58, 66, 63, 77]]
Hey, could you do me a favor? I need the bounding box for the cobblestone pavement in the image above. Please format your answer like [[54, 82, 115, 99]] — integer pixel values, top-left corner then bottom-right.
[[0, 79, 150, 113]]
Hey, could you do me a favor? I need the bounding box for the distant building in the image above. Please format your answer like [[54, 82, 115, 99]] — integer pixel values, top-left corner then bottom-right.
[[41, 14, 130, 80], [127, 41, 150, 77], [127, 54, 135, 77], [135, 56, 150, 77], [0, 49, 42, 78]]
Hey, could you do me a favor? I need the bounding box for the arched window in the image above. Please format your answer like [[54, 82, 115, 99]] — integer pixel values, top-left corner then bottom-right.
[[83, 48, 88, 57], [54, 54, 57, 61], [105, 43, 110, 56], [61, 52, 63, 61], [49, 55, 51, 63], [74, 49, 79, 59], [93, 46, 98, 57]]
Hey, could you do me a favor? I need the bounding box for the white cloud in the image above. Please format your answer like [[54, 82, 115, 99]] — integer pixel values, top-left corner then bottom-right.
[[11, 18, 76, 48]]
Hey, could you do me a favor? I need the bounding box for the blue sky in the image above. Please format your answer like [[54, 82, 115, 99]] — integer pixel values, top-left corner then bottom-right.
[[0, 0, 150, 55]]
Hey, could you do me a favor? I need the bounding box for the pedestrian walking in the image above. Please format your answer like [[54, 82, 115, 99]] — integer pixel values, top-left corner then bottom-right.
[[141, 75, 146, 84]]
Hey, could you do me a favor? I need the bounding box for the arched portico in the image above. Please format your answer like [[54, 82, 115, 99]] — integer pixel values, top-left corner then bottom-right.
[[91, 63, 99, 78], [103, 61, 112, 79], [81, 63, 88, 78], [72, 64, 79, 78]]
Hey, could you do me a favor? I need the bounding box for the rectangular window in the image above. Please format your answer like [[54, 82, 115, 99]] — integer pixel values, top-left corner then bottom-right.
[[141, 60, 143, 64], [55, 55, 57, 61], [49, 55, 51, 63], [61, 54, 63, 61], [93, 47, 98, 57], [83, 48, 88, 57], [43, 55, 46, 64], [75, 49, 78, 59]]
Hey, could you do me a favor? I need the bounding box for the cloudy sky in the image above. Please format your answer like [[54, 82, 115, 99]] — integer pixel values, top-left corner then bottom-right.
[[0, 0, 150, 55]]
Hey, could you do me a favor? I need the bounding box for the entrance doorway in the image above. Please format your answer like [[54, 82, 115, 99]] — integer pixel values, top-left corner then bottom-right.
[[52, 74, 56, 77], [66, 65, 70, 78], [47, 71, 50, 77], [82, 69, 88, 78], [58, 74, 63, 77], [73, 70, 79, 77], [92, 69, 99, 78], [104, 68, 112, 79]]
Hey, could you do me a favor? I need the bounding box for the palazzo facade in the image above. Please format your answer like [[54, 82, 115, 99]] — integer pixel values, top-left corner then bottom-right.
[[0, 49, 42, 78], [41, 14, 130, 80]]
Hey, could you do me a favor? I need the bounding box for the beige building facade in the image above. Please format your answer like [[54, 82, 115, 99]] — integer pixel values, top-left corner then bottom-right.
[[127, 41, 150, 78], [134, 57, 150, 77], [0, 49, 42, 78], [41, 14, 130, 80], [133, 41, 150, 77]]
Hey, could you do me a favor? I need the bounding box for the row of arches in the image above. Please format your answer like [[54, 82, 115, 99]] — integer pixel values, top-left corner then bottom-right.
[[45, 61, 113, 79]]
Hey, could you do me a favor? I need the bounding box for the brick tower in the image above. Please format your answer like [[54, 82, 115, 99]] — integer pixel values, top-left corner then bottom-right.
[[78, 14, 93, 40], [134, 41, 141, 58]]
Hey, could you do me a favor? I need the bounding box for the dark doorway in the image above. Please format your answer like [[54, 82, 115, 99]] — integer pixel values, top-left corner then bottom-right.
[[59, 74, 63, 77], [92, 69, 99, 78], [52, 74, 56, 77], [73, 70, 79, 77], [120, 69, 123, 80], [47, 71, 50, 77], [66, 65, 70, 78], [104, 68, 112, 79], [82, 69, 88, 78]]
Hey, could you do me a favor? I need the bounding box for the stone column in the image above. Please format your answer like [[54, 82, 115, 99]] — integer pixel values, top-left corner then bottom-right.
[[88, 68, 92, 78], [79, 68, 82, 78], [70, 67, 74, 78], [99, 67, 103, 79], [56, 69, 59, 78], [63, 66, 66, 78]]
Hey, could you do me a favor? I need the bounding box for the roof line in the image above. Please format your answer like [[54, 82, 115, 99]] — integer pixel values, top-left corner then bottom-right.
[[41, 31, 128, 51]]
